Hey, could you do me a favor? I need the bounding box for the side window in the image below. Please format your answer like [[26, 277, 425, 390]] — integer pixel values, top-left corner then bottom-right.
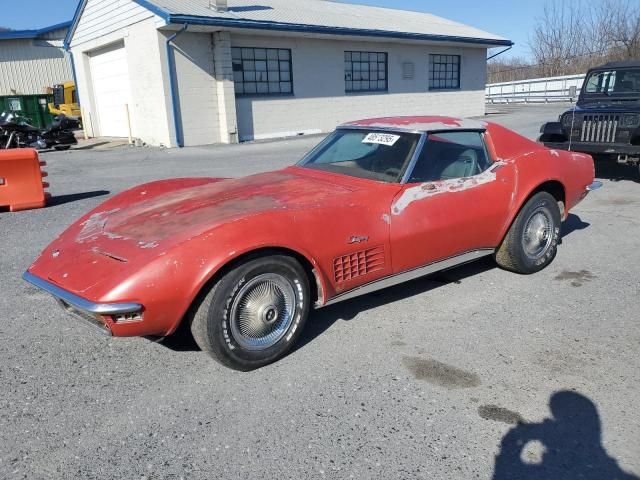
[[408, 131, 492, 183]]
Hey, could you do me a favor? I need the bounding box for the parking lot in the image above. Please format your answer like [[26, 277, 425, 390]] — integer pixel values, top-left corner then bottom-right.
[[1, 103, 639, 479]]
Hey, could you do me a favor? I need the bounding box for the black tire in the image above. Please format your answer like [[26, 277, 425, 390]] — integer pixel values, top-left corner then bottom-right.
[[495, 192, 561, 274], [53, 145, 71, 151], [190, 255, 310, 371]]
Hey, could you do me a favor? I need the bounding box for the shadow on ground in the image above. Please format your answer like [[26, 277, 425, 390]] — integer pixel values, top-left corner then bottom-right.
[[595, 159, 640, 183], [491, 391, 638, 480], [295, 256, 497, 352], [47, 190, 110, 207], [561, 213, 590, 238], [159, 256, 498, 353]]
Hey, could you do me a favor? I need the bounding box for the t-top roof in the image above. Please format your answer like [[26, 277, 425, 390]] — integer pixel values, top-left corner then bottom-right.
[[342, 116, 488, 133], [67, 0, 512, 48], [593, 60, 640, 70]]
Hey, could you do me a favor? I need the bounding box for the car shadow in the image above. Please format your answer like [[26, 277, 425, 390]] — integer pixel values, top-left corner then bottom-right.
[[561, 213, 590, 238], [158, 216, 591, 357], [595, 159, 640, 183], [158, 257, 498, 354], [491, 391, 638, 480], [47, 190, 110, 207], [294, 256, 497, 353]]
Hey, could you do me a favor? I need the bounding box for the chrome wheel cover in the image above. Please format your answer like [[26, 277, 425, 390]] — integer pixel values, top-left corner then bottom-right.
[[229, 273, 296, 351], [522, 208, 553, 259]]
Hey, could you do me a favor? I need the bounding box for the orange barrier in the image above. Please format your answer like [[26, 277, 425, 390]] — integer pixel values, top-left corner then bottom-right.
[[0, 149, 49, 212]]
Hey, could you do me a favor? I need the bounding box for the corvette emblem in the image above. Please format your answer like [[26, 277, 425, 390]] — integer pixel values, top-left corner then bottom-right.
[[52, 250, 60, 258], [348, 236, 369, 244]]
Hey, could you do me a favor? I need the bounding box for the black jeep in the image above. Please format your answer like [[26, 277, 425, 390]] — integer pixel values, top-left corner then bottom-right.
[[539, 61, 640, 169]]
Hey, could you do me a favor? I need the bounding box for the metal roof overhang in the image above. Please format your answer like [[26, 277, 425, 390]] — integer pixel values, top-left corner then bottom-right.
[[65, 0, 513, 49], [160, 15, 514, 48]]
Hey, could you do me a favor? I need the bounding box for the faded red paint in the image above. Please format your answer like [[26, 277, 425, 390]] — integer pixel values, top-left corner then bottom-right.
[[26, 117, 595, 338]]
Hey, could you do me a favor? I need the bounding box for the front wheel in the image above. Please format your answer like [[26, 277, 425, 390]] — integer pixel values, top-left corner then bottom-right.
[[495, 192, 561, 274], [190, 254, 310, 371]]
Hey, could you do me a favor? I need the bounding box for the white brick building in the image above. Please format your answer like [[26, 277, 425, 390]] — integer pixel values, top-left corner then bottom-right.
[[66, 0, 511, 147]]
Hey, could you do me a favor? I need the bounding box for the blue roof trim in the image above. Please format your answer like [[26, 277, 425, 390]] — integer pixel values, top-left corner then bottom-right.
[[167, 15, 513, 47], [0, 21, 72, 41], [133, 0, 171, 21], [64, 0, 87, 49], [65, 0, 171, 49]]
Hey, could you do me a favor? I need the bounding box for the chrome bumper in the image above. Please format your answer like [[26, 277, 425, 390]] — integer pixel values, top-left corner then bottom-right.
[[587, 181, 603, 191], [23, 271, 143, 335]]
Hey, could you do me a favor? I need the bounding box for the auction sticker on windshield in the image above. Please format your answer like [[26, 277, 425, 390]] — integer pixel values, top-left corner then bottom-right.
[[362, 132, 400, 146]]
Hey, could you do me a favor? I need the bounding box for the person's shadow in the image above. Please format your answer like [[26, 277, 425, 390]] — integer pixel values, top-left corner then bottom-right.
[[492, 391, 638, 480]]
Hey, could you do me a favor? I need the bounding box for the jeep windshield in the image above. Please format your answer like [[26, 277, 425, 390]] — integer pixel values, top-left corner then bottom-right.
[[298, 129, 420, 183], [582, 68, 640, 99]]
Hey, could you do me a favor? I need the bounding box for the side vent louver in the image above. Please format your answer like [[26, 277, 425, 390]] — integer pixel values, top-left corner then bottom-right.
[[334, 246, 385, 283]]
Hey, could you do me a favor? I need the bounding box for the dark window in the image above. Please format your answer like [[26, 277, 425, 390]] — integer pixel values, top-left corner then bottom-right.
[[345, 51, 388, 93], [408, 131, 492, 183], [584, 69, 640, 95], [429, 54, 460, 90], [231, 47, 293, 96]]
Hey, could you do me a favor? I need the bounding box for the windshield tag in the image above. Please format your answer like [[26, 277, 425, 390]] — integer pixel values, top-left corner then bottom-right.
[[362, 133, 400, 146]]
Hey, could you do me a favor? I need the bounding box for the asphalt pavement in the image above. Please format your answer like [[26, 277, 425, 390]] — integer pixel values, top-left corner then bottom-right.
[[1, 103, 639, 479]]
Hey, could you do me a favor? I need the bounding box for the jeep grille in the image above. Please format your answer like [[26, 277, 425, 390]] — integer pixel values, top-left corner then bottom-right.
[[579, 115, 620, 143]]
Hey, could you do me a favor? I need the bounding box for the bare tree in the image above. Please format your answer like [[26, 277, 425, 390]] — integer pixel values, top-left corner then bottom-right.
[[487, 0, 640, 84], [597, 0, 640, 59]]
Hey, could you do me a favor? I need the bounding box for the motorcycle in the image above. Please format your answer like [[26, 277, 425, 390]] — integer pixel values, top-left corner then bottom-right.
[[0, 111, 79, 150]]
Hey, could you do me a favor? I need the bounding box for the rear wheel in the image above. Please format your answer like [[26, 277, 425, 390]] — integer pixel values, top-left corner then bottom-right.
[[190, 255, 310, 371], [53, 145, 71, 151], [495, 192, 561, 274]]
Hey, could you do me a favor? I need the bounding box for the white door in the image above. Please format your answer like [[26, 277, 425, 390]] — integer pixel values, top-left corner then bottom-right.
[[89, 42, 133, 138]]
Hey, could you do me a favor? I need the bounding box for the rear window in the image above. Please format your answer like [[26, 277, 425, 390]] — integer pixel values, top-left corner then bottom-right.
[[298, 129, 420, 183]]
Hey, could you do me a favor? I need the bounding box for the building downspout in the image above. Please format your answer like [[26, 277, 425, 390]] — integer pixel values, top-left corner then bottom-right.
[[62, 38, 80, 106], [166, 23, 188, 147], [487, 45, 512, 61]]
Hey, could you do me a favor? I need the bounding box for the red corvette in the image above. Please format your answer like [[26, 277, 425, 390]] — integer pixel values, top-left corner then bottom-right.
[[24, 116, 600, 370]]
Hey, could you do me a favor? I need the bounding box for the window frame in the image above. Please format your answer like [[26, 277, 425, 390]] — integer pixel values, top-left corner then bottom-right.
[[232, 47, 294, 98], [344, 50, 389, 94], [428, 54, 461, 91], [401, 129, 493, 184]]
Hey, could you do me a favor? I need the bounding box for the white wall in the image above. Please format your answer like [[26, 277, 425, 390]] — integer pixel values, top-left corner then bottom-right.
[[232, 35, 488, 141], [0, 38, 72, 95], [70, 1, 173, 146], [70, 0, 155, 48], [169, 31, 221, 146]]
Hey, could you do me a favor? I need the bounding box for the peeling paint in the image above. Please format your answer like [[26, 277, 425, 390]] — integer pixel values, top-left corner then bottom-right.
[[77, 209, 120, 241], [137, 241, 159, 249], [392, 164, 503, 215]]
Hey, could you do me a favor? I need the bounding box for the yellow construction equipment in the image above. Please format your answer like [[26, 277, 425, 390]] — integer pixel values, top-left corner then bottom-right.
[[47, 81, 81, 119]]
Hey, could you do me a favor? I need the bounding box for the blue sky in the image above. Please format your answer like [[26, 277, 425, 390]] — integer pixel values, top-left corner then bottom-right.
[[2, 0, 536, 59]]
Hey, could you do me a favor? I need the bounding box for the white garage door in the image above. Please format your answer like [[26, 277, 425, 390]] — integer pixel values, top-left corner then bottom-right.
[[89, 42, 133, 138]]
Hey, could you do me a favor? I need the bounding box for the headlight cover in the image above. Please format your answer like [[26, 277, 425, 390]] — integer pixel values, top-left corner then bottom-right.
[[561, 113, 577, 128], [622, 114, 640, 128]]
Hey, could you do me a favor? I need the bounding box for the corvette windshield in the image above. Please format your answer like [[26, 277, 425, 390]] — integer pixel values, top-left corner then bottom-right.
[[298, 129, 420, 182], [583, 68, 640, 97]]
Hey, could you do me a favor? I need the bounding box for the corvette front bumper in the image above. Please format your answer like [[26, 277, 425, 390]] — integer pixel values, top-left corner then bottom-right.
[[23, 271, 143, 336]]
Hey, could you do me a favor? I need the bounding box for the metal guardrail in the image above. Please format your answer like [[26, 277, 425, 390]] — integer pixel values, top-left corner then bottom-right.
[[486, 74, 586, 104]]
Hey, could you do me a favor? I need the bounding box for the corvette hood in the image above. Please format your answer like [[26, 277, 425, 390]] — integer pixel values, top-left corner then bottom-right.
[[83, 168, 359, 245], [30, 168, 363, 294]]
